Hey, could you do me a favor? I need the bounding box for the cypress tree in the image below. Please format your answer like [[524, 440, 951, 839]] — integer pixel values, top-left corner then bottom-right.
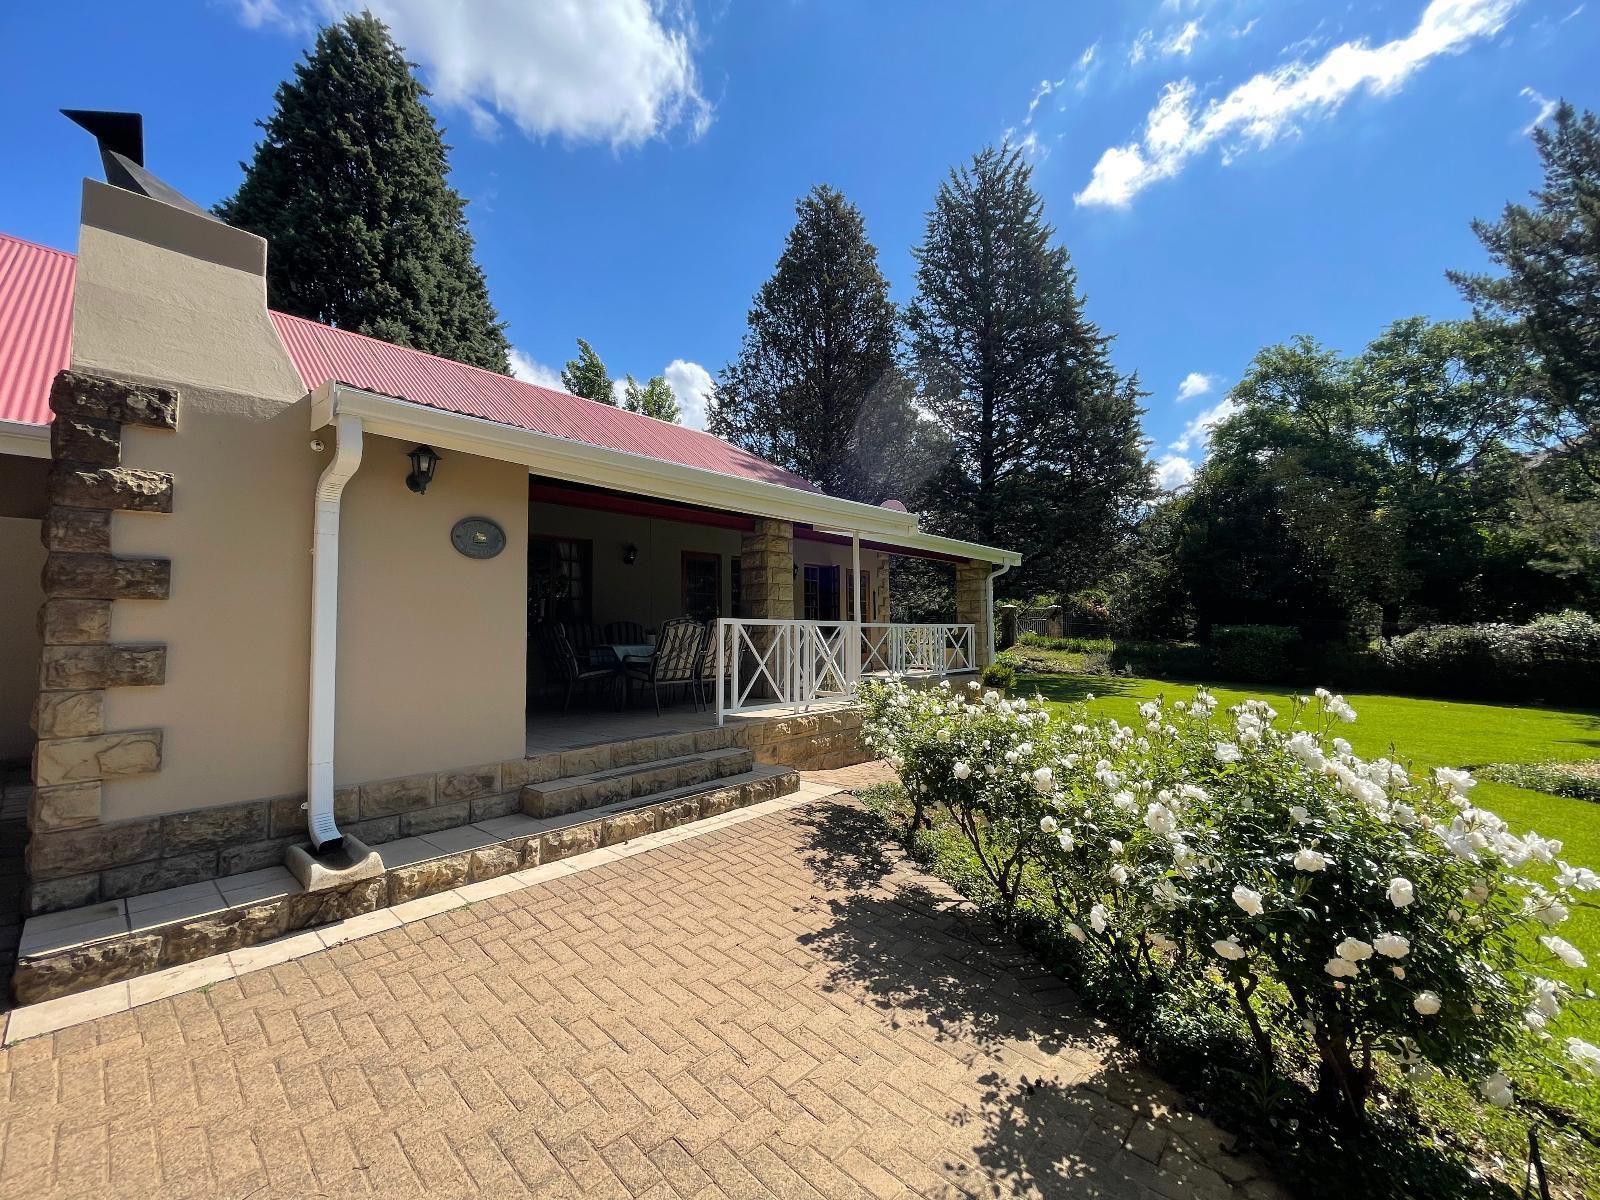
[[907, 145, 1152, 595], [561, 339, 617, 405], [217, 12, 510, 372], [710, 185, 934, 503]]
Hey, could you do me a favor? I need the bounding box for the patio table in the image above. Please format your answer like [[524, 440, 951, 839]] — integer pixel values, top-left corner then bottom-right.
[[610, 643, 656, 663]]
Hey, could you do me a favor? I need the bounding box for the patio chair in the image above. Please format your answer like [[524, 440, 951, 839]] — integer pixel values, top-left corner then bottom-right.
[[544, 623, 623, 712], [692, 619, 731, 712], [625, 617, 706, 716], [603, 620, 647, 645]]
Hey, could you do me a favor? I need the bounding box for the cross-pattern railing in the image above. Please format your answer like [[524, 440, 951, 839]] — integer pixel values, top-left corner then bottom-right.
[[716, 619, 976, 721]]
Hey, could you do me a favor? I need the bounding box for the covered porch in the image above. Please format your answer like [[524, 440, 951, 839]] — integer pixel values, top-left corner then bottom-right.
[[522, 473, 1005, 724]]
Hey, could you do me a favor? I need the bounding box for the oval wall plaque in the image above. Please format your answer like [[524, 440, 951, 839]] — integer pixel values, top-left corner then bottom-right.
[[451, 516, 506, 559]]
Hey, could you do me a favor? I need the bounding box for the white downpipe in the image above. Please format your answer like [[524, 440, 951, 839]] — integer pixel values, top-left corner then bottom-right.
[[985, 562, 1013, 666], [307, 409, 364, 851]]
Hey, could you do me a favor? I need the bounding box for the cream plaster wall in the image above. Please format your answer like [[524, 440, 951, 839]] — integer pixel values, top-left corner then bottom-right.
[[0, 517, 44, 761], [78, 182, 528, 817], [334, 437, 528, 783]]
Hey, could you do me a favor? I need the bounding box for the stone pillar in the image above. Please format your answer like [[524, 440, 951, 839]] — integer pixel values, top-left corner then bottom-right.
[[997, 603, 1020, 651], [739, 518, 794, 620], [737, 519, 794, 699], [955, 559, 994, 669], [871, 552, 890, 623], [27, 370, 176, 913]]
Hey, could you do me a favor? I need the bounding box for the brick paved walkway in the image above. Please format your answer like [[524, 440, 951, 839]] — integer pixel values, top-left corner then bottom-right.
[[0, 798, 1284, 1199]]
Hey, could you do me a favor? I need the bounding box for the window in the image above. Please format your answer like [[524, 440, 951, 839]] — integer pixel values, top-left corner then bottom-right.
[[803, 564, 841, 621], [682, 551, 721, 622], [529, 536, 592, 623]]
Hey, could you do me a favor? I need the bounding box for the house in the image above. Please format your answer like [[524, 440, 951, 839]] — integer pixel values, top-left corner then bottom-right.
[[0, 135, 1018, 1005]]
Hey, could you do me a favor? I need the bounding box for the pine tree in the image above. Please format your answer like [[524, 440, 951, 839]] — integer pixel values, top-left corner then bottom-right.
[[217, 13, 510, 372], [561, 338, 616, 405], [621, 375, 680, 422], [710, 185, 935, 503], [906, 145, 1152, 596]]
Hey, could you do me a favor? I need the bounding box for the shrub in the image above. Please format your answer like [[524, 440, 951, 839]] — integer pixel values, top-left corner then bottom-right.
[[980, 659, 1018, 690], [1212, 625, 1300, 683], [859, 677, 1600, 1129], [1380, 610, 1600, 704], [1480, 761, 1600, 804]]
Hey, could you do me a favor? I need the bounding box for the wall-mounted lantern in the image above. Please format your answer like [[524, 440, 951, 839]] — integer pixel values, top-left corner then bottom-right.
[[405, 444, 440, 494], [623, 543, 639, 565]]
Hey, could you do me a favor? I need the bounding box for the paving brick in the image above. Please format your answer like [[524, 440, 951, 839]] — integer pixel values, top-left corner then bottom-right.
[[0, 797, 1284, 1200]]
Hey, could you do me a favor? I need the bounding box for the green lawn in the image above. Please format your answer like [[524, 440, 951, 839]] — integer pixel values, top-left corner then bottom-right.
[[1017, 670, 1600, 1193]]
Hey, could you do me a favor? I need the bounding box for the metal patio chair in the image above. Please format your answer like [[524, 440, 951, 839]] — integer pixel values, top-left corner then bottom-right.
[[625, 617, 705, 716]]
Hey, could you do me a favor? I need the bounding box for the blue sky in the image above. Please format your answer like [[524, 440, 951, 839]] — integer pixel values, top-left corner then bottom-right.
[[1, 1, 1595, 488]]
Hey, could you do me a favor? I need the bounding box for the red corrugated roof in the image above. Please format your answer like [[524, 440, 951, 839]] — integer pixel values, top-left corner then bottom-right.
[[0, 231, 816, 493], [0, 233, 76, 428], [269, 312, 816, 491]]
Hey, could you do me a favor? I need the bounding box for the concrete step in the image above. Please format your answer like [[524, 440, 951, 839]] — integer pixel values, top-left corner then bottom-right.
[[522, 746, 754, 818]]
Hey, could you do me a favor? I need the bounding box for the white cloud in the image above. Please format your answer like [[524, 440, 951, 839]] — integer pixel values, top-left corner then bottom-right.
[[1165, 20, 1203, 57], [1131, 20, 1203, 65], [508, 348, 562, 390], [1176, 371, 1216, 402], [663, 359, 714, 431], [237, 0, 710, 147], [1171, 397, 1239, 454], [1520, 86, 1558, 133], [1154, 454, 1197, 490], [1077, 0, 1524, 208], [1232, 18, 1260, 39]]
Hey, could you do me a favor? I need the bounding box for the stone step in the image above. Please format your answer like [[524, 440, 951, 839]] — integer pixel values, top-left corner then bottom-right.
[[521, 747, 754, 818], [10, 764, 802, 1008]]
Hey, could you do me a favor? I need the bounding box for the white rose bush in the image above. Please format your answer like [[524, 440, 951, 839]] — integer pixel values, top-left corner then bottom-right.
[[859, 678, 1598, 1130]]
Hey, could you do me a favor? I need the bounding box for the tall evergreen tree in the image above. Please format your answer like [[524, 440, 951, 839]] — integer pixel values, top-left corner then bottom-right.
[[906, 145, 1152, 596], [217, 13, 510, 372], [710, 185, 936, 503], [621, 374, 681, 422], [1451, 102, 1600, 483], [561, 338, 616, 405]]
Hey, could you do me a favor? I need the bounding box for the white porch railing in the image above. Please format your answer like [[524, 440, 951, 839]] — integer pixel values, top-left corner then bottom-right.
[[716, 619, 976, 721]]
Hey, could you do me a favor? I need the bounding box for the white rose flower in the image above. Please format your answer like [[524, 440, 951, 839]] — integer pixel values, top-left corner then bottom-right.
[[1288, 804, 1311, 825], [1390, 965, 1406, 980], [1144, 803, 1176, 837], [936, 727, 951, 742], [1031, 766, 1054, 793], [1108, 863, 1129, 886], [1388, 877, 1415, 908], [1336, 937, 1374, 962], [952, 761, 971, 780], [1566, 1038, 1600, 1077], [1214, 742, 1242, 765], [1293, 848, 1328, 873], [1089, 903, 1109, 934], [1039, 815, 1059, 834], [1481, 1073, 1514, 1108], [1531, 977, 1563, 1018], [1434, 766, 1476, 796], [1212, 937, 1246, 961], [1541, 935, 1587, 969], [1232, 885, 1264, 916], [1057, 830, 1076, 852], [1325, 957, 1359, 979], [1066, 922, 1087, 943], [1373, 933, 1410, 959], [1413, 991, 1442, 1016]]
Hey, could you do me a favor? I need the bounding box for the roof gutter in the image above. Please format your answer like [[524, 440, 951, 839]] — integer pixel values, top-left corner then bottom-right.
[[311, 381, 1021, 567], [0, 419, 50, 459], [306, 403, 363, 852]]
